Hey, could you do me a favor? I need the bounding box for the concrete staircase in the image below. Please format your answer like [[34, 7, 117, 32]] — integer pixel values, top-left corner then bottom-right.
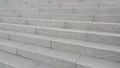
[[0, 0, 120, 68]]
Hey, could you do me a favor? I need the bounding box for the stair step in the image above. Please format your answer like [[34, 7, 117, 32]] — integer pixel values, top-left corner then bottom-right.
[[0, 39, 120, 68], [0, 30, 120, 62]]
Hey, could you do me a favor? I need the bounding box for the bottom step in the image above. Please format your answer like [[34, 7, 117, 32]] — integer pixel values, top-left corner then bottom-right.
[[0, 51, 55, 68]]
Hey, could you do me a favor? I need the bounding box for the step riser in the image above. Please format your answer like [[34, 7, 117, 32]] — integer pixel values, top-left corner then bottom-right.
[[0, 31, 120, 63]]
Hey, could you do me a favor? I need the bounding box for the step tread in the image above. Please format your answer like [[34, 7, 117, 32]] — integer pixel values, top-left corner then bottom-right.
[[0, 39, 119, 68], [0, 29, 120, 54]]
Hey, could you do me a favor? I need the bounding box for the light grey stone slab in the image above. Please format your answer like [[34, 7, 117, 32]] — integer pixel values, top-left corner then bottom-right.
[[76, 56, 120, 68], [64, 21, 120, 33], [99, 2, 120, 8], [0, 12, 18, 17], [0, 39, 22, 54], [0, 32, 9, 39], [50, 14, 93, 21], [10, 34, 51, 48], [74, 8, 95, 14], [60, 2, 98, 8], [20, 14, 40, 19], [94, 14, 120, 23], [51, 38, 120, 62], [0, 51, 39, 68], [15, 8, 40, 15], [15, 8, 40, 18], [27, 19, 64, 28], [74, 8, 120, 15], [21, 13, 49, 19], [95, 8, 120, 15], [87, 32, 120, 45], [37, 27, 86, 41], [0, 23, 5, 29], [33, 4, 59, 8], [40, 8, 73, 14], [49, 8, 73, 14], [27, 0, 50, 5], [0, 17, 27, 24], [80, 0, 118, 2], [17, 45, 79, 68], [4, 24, 36, 34], [51, 0, 80, 4], [39, 13, 50, 19], [0, 62, 15, 68], [0, 8, 18, 17], [35, 63, 56, 68]]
